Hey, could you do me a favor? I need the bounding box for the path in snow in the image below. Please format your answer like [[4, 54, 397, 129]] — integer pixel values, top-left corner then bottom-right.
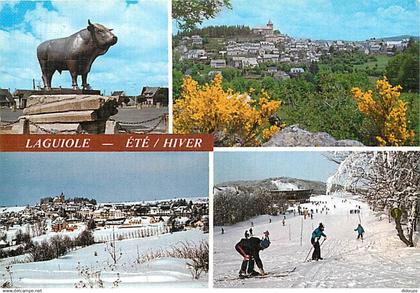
[[214, 194, 420, 288]]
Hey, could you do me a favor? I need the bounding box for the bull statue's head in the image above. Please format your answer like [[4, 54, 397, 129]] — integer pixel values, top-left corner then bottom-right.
[[87, 19, 118, 49], [37, 20, 118, 90]]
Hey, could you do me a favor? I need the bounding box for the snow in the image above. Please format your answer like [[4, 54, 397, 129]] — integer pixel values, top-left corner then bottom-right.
[[271, 180, 299, 191], [0, 206, 26, 214], [0, 229, 207, 288], [99, 197, 208, 206], [214, 193, 420, 288]]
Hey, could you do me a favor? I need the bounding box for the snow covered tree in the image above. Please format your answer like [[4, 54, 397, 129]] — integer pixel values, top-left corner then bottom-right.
[[329, 151, 419, 246], [214, 186, 273, 225]]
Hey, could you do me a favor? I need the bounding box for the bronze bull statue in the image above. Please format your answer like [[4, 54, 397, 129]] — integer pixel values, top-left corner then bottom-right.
[[37, 20, 117, 90]]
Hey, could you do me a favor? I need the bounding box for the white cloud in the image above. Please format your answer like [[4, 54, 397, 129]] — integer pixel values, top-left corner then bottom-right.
[[1, 0, 168, 94], [0, 29, 40, 89], [0, 1, 18, 12]]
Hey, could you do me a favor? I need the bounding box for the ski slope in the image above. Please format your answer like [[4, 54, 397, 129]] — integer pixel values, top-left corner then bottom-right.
[[214, 193, 420, 288], [0, 229, 207, 288]]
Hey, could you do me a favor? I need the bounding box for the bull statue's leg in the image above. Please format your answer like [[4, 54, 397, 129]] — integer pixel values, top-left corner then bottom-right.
[[45, 71, 54, 91], [66, 61, 80, 90], [81, 73, 91, 90], [39, 60, 52, 90], [70, 72, 79, 90]]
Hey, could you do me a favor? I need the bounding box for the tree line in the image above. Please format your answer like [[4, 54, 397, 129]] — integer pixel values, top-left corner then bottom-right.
[[0, 229, 95, 261], [214, 187, 278, 226]]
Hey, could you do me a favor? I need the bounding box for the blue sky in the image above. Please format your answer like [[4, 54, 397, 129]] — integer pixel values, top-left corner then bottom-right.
[[214, 151, 338, 184], [0, 0, 168, 95], [0, 152, 209, 206], [175, 0, 420, 40]]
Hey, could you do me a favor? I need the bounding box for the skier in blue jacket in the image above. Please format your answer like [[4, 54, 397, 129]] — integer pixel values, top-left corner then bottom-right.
[[354, 224, 365, 240], [311, 223, 326, 260]]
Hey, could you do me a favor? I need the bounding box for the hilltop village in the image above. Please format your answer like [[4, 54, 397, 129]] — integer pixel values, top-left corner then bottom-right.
[[174, 20, 410, 79], [0, 193, 209, 250]]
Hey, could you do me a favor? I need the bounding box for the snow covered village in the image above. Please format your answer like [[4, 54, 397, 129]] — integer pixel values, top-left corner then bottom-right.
[[0, 195, 209, 288], [0, 152, 210, 288], [213, 151, 420, 288]]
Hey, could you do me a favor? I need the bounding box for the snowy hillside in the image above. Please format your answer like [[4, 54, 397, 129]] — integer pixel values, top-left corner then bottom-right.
[[0, 207, 26, 214], [216, 177, 326, 194], [214, 193, 420, 288], [0, 229, 207, 288], [271, 180, 298, 191]]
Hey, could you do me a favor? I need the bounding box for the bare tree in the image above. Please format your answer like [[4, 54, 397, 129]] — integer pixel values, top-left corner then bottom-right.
[[330, 151, 419, 247], [105, 227, 122, 265]]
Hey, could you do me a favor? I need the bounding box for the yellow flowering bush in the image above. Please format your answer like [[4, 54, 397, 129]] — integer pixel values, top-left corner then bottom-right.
[[173, 74, 283, 146], [351, 77, 415, 146]]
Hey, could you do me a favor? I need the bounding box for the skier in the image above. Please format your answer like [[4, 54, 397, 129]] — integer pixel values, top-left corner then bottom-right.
[[354, 224, 365, 240], [282, 218, 285, 226], [245, 230, 249, 239], [269, 218, 272, 224], [221, 228, 224, 234], [249, 227, 253, 236], [311, 223, 326, 261], [235, 231, 270, 277]]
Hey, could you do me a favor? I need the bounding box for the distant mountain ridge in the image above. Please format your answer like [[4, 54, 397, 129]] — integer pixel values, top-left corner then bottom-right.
[[216, 177, 326, 194], [375, 35, 419, 41]]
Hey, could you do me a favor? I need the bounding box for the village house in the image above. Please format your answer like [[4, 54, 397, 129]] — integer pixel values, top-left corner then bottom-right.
[[210, 59, 227, 68], [138, 87, 168, 107], [185, 48, 207, 60], [0, 89, 15, 108], [51, 217, 68, 232], [290, 67, 305, 77], [191, 35, 203, 46]]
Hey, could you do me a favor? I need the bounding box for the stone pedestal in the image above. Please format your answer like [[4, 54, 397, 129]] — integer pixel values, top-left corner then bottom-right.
[[15, 94, 122, 134]]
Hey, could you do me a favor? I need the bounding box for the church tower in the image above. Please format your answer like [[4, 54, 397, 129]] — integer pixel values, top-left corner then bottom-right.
[[267, 19, 274, 30]]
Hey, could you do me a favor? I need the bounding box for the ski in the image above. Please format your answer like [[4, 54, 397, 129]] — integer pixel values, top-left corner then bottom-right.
[[305, 256, 342, 263], [217, 267, 296, 282]]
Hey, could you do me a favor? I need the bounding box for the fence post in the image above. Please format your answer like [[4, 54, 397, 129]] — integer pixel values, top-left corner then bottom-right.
[[105, 120, 119, 134], [17, 118, 29, 134]]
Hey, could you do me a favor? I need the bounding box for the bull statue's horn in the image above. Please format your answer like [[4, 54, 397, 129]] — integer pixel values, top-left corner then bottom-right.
[[88, 19, 92, 26]]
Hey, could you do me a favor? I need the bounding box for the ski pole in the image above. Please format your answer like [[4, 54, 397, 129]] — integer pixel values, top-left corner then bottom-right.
[[303, 246, 313, 263]]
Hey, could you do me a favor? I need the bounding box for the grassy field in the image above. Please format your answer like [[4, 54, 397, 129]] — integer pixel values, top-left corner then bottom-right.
[[353, 54, 392, 71]]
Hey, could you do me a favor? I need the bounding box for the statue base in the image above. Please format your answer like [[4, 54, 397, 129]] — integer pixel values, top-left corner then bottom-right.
[[38, 88, 101, 95], [12, 94, 123, 134]]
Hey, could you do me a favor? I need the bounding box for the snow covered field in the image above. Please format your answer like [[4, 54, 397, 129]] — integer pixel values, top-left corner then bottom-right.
[[0, 229, 208, 288], [214, 193, 420, 288]]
